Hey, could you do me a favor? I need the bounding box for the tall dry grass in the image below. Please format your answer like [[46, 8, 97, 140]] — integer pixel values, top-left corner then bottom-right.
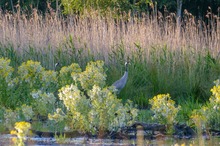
[[0, 9, 219, 106], [0, 9, 219, 62]]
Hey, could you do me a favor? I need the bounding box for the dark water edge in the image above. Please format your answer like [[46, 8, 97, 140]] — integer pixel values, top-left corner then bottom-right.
[[1, 123, 220, 145], [0, 134, 220, 146]]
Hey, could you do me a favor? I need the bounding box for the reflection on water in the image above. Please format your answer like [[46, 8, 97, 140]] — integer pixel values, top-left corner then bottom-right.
[[135, 132, 220, 146], [1, 125, 220, 146], [0, 134, 220, 146]]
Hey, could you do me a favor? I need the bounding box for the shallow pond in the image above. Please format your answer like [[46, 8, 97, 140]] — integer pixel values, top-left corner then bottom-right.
[[0, 134, 220, 146]]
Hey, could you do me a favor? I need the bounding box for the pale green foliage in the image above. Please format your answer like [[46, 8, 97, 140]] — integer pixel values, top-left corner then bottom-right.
[[4, 109, 19, 130], [61, 0, 77, 14], [21, 104, 34, 121], [190, 107, 208, 134], [88, 85, 138, 133], [58, 84, 91, 133], [50, 60, 138, 134], [56, 84, 138, 134], [40, 70, 58, 92], [48, 108, 66, 123], [17, 60, 58, 91], [149, 94, 181, 125], [0, 59, 58, 108], [55, 133, 67, 144], [59, 63, 81, 87], [18, 60, 44, 87], [61, 0, 132, 14], [78, 60, 106, 90], [31, 90, 56, 117], [3, 106, 33, 131], [0, 58, 14, 107], [0, 58, 14, 83]]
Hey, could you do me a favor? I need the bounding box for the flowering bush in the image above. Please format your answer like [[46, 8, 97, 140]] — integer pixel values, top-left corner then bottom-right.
[[17, 60, 58, 92], [190, 107, 208, 134], [1, 58, 58, 109], [78, 60, 106, 90], [40, 70, 58, 92], [210, 79, 220, 108], [149, 94, 181, 133], [0, 58, 59, 128], [0, 58, 14, 107], [30, 90, 56, 117], [0, 58, 14, 83], [58, 63, 81, 87], [17, 60, 44, 88], [20, 104, 34, 121], [88, 85, 138, 133], [3, 105, 34, 131], [189, 79, 220, 132], [0, 58, 138, 135], [4, 109, 19, 130], [49, 61, 138, 135], [52, 84, 138, 135], [205, 79, 220, 130], [10, 121, 31, 146]]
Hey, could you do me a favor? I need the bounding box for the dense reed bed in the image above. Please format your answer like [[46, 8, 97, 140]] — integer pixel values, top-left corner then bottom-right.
[[0, 9, 219, 107]]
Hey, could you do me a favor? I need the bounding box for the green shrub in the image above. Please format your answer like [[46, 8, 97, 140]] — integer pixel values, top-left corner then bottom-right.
[[61, 0, 133, 14], [49, 60, 138, 136], [78, 60, 107, 91], [189, 79, 220, 132], [30, 90, 57, 117], [0, 58, 14, 107], [205, 79, 220, 130], [149, 94, 181, 134], [58, 63, 82, 87]]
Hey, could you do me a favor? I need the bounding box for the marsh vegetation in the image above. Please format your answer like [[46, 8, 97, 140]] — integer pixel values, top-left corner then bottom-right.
[[0, 3, 220, 145]]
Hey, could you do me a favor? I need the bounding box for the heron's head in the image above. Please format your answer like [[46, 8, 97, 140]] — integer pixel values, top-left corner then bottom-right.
[[125, 61, 130, 71]]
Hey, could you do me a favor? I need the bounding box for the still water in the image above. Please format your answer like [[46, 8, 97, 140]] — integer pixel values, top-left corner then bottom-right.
[[0, 134, 220, 146]]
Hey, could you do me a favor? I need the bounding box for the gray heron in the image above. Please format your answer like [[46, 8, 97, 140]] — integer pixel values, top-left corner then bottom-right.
[[112, 62, 129, 93]]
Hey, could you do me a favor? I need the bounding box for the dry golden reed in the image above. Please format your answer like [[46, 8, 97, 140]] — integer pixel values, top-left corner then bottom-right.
[[0, 9, 219, 62]]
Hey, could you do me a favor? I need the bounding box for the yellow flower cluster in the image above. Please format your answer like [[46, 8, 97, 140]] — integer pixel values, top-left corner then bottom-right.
[[10, 121, 31, 146], [210, 79, 220, 105], [149, 94, 181, 125]]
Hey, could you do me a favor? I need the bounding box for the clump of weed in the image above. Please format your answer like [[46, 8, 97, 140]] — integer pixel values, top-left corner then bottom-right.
[[149, 94, 181, 134], [49, 60, 138, 137], [10, 121, 32, 146]]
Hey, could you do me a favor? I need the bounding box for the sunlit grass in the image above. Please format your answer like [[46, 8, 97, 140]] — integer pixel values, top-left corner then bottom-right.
[[0, 9, 219, 107]]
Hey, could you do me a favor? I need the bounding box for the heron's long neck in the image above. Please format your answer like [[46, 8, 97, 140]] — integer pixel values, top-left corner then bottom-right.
[[122, 71, 128, 80]]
